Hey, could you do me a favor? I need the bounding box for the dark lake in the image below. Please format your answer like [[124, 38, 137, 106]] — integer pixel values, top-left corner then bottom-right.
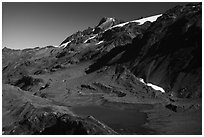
[[71, 103, 155, 134]]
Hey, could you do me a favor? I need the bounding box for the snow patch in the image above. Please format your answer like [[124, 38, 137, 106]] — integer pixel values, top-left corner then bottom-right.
[[109, 17, 115, 22], [109, 22, 129, 29], [138, 78, 145, 84], [146, 83, 165, 93], [137, 77, 165, 93], [84, 34, 98, 43], [52, 45, 59, 48], [60, 41, 71, 48], [109, 14, 162, 29], [131, 14, 162, 25], [95, 40, 104, 45]]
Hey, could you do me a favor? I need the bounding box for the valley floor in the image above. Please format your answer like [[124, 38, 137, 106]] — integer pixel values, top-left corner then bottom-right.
[[2, 62, 202, 135]]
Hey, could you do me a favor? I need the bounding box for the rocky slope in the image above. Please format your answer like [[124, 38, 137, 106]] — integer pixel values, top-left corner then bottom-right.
[[2, 3, 202, 135], [2, 84, 117, 135], [87, 3, 202, 98]]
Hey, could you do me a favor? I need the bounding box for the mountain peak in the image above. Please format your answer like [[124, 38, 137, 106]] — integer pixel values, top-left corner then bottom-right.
[[95, 17, 116, 30], [94, 17, 125, 33], [98, 17, 115, 25]]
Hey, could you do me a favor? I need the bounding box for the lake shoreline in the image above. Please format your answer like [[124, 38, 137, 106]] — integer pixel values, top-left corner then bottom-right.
[[70, 101, 156, 135]]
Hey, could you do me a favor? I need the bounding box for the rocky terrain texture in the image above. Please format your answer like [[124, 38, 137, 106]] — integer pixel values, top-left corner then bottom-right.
[[2, 3, 202, 135]]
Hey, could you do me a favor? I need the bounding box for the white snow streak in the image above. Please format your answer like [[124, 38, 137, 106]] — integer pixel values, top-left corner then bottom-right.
[[110, 14, 162, 30], [138, 78, 145, 84], [131, 14, 162, 25], [146, 83, 165, 93], [84, 34, 98, 43], [137, 77, 165, 93], [60, 41, 71, 48], [95, 40, 104, 45]]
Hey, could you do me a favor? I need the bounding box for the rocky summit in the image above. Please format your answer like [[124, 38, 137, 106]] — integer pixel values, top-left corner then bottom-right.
[[2, 3, 202, 135]]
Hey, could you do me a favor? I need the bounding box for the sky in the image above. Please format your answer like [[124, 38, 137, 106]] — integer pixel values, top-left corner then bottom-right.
[[2, 2, 189, 49]]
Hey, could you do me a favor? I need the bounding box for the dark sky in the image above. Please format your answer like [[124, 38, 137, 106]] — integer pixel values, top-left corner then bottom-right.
[[3, 2, 188, 49]]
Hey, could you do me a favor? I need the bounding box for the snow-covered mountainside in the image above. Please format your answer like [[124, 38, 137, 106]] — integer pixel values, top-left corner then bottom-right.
[[110, 14, 162, 29], [59, 14, 162, 49]]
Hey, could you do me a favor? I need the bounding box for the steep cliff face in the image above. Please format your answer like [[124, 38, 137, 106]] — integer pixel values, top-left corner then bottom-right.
[[86, 3, 202, 98], [127, 3, 202, 98]]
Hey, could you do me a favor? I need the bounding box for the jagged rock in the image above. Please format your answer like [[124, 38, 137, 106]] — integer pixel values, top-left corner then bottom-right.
[[81, 84, 96, 90], [14, 76, 43, 91], [165, 104, 177, 112]]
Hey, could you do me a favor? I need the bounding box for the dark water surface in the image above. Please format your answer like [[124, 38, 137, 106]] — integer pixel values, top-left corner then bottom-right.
[[71, 103, 155, 134]]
